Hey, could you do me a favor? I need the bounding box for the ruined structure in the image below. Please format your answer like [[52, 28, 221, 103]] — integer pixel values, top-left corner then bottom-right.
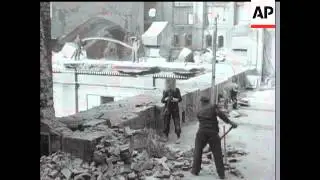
[[40, 2, 55, 120], [48, 63, 249, 159]]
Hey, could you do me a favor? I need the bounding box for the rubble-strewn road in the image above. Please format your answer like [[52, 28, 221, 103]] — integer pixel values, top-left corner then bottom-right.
[[41, 88, 275, 180], [167, 88, 275, 180]]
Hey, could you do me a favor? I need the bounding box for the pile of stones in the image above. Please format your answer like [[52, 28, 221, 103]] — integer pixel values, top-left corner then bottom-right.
[[40, 127, 247, 180]]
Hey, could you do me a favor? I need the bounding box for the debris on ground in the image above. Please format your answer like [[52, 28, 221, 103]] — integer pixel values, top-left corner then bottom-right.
[[229, 110, 242, 118], [41, 127, 248, 180], [239, 97, 250, 107]]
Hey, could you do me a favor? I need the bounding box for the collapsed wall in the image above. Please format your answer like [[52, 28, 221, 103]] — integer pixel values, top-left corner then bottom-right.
[[41, 68, 250, 161]]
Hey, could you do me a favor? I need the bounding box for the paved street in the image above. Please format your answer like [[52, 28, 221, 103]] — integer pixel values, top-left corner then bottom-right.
[[166, 88, 276, 180]]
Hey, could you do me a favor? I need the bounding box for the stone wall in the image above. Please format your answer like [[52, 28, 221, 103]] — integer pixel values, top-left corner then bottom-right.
[[47, 70, 249, 161], [41, 2, 55, 120]]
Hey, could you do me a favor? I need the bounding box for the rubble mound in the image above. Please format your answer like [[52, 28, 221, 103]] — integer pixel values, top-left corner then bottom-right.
[[40, 127, 248, 180]]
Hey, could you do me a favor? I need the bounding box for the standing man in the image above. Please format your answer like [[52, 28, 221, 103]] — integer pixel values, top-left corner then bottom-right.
[[191, 96, 238, 179], [131, 37, 139, 63], [229, 77, 239, 109], [72, 35, 83, 60], [161, 79, 182, 143], [224, 77, 239, 110]]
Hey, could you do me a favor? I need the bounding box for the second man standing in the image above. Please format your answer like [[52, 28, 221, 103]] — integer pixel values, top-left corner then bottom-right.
[[161, 79, 182, 143]]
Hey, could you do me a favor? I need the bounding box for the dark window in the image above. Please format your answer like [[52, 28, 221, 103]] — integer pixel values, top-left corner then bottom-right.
[[206, 35, 212, 47], [174, 35, 179, 46], [218, 36, 224, 48], [186, 34, 192, 46], [100, 96, 114, 104], [40, 134, 50, 157]]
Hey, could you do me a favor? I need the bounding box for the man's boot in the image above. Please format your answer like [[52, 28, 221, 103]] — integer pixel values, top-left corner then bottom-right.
[[175, 134, 181, 144], [218, 170, 226, 179], [190, 170, 199, 176]]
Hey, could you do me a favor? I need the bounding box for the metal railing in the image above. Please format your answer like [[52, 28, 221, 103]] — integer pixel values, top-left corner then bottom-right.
[[53, 69, 193, 113], [53, 69, 131, 77]]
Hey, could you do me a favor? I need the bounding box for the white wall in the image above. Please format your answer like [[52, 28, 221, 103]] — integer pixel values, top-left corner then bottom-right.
[[235, 2, 250, 25], [231, 36, 250, 49], [53, 73, 172, 117]]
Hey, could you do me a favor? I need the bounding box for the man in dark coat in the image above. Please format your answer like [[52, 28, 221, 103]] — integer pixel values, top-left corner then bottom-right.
[[230, 78, 239, 109], [191, 96, 238, 179], [161, 79, 182, 143]]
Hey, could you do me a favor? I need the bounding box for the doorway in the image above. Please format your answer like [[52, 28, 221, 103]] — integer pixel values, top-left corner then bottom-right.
[[40, 134, 50, 157], [218, 36, 224, 48]]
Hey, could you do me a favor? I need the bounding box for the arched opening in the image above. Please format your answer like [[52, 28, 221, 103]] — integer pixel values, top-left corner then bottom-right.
[[40, 134, 50, 157], [185, 34, 192, 46], [218, 35, 224, 48], [173, 34, 179, 46], [206, 34, 212, 47]]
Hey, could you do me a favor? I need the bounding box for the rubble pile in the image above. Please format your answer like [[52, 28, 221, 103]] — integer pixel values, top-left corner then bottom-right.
[[40, 126, 248, 180], [224, 147, 248, 179], [202, 145, 248, 179]]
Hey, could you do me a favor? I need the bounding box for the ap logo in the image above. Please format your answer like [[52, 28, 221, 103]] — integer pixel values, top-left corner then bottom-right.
[[250, 0, 276, 28]]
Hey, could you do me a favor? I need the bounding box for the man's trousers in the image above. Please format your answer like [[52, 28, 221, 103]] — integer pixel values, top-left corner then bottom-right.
[[191, 129, 225, 177], [163, 109, 181, 138]]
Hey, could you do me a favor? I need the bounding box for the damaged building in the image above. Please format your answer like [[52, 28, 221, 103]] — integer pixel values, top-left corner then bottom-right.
[[51, 2, 144, 60]]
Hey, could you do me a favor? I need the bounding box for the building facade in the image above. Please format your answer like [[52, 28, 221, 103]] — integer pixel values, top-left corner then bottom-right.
[[154, 2, 274, 78], [155, 2, 236, 50], [51, 2, 144, 39]]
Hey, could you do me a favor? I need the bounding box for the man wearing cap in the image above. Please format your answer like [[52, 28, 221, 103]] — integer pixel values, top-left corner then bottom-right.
[[191, 96, 238, 179]]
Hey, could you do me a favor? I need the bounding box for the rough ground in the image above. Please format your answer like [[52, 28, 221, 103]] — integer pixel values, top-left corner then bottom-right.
[[40, 127, 248, 180], [166, 88, 275, 180], [41, 88, 275, 180]]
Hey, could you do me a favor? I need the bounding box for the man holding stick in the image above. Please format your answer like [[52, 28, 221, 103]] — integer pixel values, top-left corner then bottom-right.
[[191, 96, 238, 179]]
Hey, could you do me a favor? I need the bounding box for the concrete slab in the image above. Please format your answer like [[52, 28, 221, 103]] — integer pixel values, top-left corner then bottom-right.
[[83, 119, 107, 127], [62, 131, 106, 161]]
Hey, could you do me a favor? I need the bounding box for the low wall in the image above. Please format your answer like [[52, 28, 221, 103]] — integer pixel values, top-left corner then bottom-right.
[[47, 69, 250, 161]]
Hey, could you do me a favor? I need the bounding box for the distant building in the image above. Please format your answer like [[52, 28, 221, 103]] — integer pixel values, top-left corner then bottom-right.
[[51, 2, 144, 39], [152, 2, 236, 50], [148, 2, 274, 79]]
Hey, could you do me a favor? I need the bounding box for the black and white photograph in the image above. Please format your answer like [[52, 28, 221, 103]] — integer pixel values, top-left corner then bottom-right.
[[40, 2, 278, 180]]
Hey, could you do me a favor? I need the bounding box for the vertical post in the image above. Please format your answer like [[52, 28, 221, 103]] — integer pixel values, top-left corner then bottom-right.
[[223, 126, 227, 164], [172, 2, 174, 26], [202, 2, 206, 49], [48, 134, 51, 155], [152, 77, 156, 88], [86, 94, 88, 110], [210, 16, 218, 105], [74, 68, 79, 113], [161, 2, 164, 21], [50, 2, 52, 19]]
